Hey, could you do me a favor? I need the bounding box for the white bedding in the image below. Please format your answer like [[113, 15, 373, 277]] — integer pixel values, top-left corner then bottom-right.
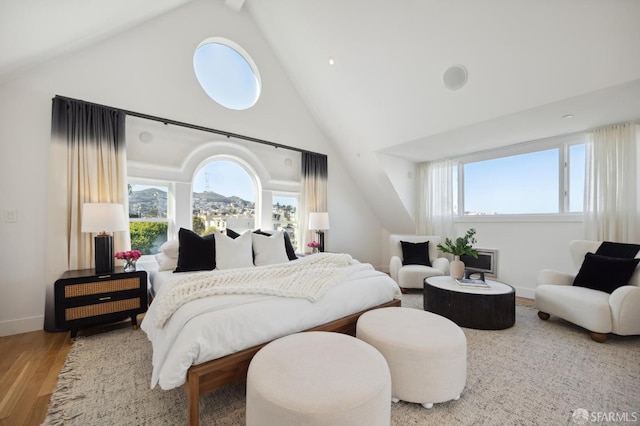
[[141, 259, 401, 390]]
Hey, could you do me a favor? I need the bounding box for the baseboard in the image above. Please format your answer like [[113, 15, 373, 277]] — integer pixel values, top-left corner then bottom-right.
[[514, 286, 535, 300], [375, 264, 390, 274], [0, 315, 44, 337]]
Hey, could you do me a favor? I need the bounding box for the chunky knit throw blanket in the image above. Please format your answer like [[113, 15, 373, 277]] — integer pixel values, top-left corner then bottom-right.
[[153, 252, 363, 327]]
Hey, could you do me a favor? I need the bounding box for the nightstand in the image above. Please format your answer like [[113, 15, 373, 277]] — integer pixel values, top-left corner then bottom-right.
[[54, 267, 148, 339]]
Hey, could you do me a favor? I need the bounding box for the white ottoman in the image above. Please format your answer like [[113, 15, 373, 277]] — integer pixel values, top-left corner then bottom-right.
[[246, 331, 392, 426], [356, 307, 466, 408]]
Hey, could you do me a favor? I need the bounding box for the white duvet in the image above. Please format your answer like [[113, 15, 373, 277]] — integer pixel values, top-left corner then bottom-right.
[[141, 257, 401, 390]]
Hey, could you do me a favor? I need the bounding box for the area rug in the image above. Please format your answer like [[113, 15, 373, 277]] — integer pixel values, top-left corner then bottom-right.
[[44, 293, 640, 425]]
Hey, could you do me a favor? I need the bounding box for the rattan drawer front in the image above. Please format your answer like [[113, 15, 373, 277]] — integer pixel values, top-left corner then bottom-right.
[[64, 298, 141, 321], [64, 278, 140, 298]]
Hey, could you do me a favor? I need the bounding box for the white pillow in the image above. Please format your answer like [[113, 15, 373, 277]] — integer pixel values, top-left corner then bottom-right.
[[252, 231, 289, 266], [214, 231, 254, 270], [160, 239, 179, 259], [155, 253, 178, 272]]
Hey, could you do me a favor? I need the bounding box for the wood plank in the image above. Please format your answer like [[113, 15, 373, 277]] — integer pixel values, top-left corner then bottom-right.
[[0, 329, 73, 426]]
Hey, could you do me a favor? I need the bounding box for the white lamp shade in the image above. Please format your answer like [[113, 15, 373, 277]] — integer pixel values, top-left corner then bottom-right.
[[81, 203, 127, 233], [309, 212, 330, 230]]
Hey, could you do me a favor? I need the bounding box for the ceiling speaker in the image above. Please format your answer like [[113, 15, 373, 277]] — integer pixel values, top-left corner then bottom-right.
[[442, 65, 468, 90]]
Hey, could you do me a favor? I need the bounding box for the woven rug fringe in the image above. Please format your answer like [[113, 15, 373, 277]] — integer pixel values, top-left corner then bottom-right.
[[41, 339, 86, 425]]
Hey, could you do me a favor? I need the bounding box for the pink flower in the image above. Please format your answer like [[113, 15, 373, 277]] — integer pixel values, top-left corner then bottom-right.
[[307, 241, 320, 248], [115, 249, 142, 260]]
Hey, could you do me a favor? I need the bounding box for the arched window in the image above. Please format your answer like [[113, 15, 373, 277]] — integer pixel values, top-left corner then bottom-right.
[[192, 159, 257, 235]]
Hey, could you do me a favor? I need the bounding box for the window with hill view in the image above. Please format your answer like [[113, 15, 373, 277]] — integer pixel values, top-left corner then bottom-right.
[[128, 183, 169, 255], [128, 160, 300, 255]]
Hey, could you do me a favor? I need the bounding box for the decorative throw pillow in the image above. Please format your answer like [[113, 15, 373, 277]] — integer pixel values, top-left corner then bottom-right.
[[252, 231, 290, 266], [401, 241, 431, 266], [159, 239, 179, 259], [174, 228, 215, 272], [254, 229, 298, 261], [573, 252, 640, 293], [595, 241, 640, 259], [226, 228, 241, 239], [214, 231, 254, 270], [155, 253, 178, 272]]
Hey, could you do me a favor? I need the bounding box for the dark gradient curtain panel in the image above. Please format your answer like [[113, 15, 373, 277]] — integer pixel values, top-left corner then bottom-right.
[[45, 97, 127, 331], [300, 152, 328, 250]]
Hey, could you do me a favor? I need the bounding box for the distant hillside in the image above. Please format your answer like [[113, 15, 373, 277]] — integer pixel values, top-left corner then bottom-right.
[[129, 188, 253, 218], [193, 191, 252, 205], [129, 188, 168, 218]]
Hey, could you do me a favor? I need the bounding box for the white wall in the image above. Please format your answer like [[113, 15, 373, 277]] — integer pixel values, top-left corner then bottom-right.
[[452, 219, 584, 298], [0, 0, 382, 336]]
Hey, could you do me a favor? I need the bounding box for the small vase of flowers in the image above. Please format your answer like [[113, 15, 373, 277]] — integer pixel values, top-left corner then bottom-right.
[[436, 229, 478, 279], [307, 240, 321, 254], [115, 249, 142, 272]]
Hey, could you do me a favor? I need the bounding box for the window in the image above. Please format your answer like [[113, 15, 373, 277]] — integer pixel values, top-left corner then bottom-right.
[[568, 144, 586, 213], [193, 38, 261, 110], [192, 160, 256, 235], [457, 138, 586, 216], [128, 183, 169, 254], [273, 195, 299, 251], [464, 149, 559, 215]]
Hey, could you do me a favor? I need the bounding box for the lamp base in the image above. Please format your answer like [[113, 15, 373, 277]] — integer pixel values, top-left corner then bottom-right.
[[95, 234, 114, 273], [316, 231, 325, 253]]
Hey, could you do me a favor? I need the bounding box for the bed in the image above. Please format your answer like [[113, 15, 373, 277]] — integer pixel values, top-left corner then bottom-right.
[[141, 234, 401, 425]]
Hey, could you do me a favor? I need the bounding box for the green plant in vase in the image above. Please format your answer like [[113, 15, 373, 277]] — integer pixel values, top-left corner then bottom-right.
[[437, 228, 478, 279]]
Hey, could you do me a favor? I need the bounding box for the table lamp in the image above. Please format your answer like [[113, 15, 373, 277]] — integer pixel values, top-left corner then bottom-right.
[[81, 203, 127, 273], [308, 212, 330, 252]]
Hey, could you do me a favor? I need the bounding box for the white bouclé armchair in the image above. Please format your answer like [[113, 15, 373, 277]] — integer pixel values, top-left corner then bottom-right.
[[389, 235, 449, 293], [535, 240, 640, 342]]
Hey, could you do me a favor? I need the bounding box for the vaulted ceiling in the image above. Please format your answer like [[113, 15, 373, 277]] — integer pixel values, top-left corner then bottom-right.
[[3, 1, 639, 163], [246, 0, 640, 162], [2, 0, 640, 232]]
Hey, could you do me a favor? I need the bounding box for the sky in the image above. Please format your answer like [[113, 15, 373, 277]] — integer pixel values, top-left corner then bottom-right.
[[463, 145, 585, 214], [192, 160, 297, 207], [193, 41, 259, 110], [193, 160, 255, 201]]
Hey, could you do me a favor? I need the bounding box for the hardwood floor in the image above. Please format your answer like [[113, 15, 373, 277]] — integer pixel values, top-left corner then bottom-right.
[[0, 317, 142, 426], [516, 296, 535, 307], [0, 329, 71, 426], [0, 299, 535, 426]]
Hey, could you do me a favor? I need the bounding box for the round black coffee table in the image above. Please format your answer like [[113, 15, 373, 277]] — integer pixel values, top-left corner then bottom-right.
[[424, 276, 515, 330]]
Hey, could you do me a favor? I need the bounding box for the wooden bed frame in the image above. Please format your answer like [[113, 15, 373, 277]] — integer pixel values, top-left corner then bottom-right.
[[185, 298, 401, 425]]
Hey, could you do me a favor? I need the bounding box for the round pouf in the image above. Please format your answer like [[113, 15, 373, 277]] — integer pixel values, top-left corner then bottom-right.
[[356, 307, 466, 408], [246, 331, 391, 426]]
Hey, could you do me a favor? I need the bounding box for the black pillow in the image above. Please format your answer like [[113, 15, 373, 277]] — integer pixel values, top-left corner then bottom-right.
[[254, 229, 298, 261], [573, 252, 640, 293], [401, 241, 431, 266], [174, 228, 215, 272], [595, 241, 640, 259], [226, 228, 240, 239]]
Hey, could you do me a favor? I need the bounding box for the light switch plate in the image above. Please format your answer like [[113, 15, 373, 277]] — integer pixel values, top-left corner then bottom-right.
[[5, 209, 17, 223]]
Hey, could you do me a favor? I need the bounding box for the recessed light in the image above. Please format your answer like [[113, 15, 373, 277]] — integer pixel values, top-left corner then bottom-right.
[[562, 114, 574, 119], [328, 57, 335, 66]]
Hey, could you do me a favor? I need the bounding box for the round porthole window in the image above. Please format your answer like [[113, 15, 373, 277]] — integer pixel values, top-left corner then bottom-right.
[[193, 38, 261, 110]]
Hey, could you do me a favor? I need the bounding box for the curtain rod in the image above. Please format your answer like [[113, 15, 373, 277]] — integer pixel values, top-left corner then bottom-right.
[[54, 95, 321, 156]]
